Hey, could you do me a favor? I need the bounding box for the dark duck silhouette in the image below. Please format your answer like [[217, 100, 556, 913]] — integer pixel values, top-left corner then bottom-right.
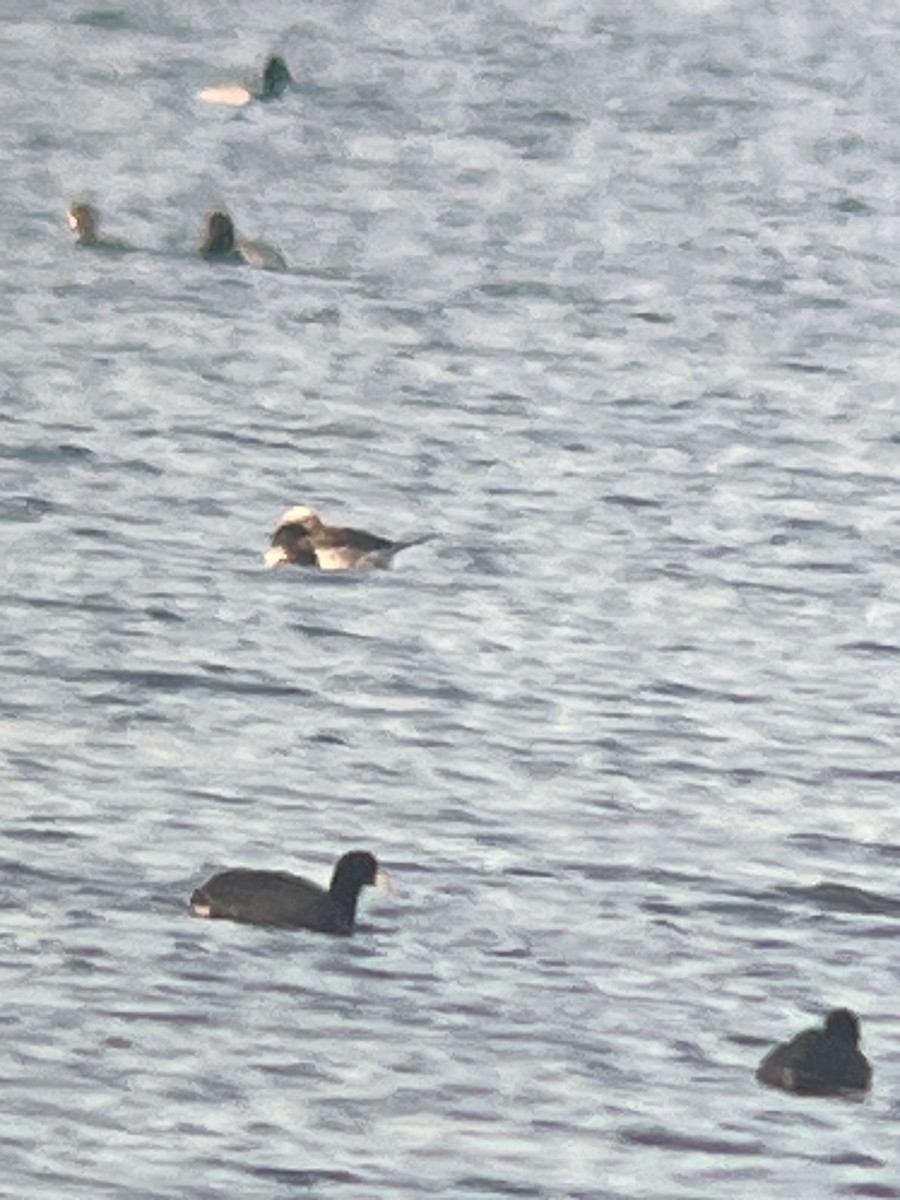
[[190, 850, 390, 935], [259, 55, 292, 99], [755, 1008, 872, 1095], [199, 210, 286, 271], [264, 504, 432, 570]]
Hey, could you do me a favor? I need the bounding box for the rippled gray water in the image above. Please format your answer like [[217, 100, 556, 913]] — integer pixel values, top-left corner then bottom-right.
[[3, 0, 900, 1195]]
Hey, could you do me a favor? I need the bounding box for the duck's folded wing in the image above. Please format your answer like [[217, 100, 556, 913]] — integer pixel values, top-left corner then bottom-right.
[[318, 526, 396, 552], [238, 237, 288, 272]]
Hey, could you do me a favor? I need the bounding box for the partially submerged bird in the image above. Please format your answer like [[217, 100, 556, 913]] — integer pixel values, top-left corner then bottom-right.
[[199, 210, 287, 271], [67, 201, 129, 250], [259, 54, 293, 99], [264, 504, 432, 570], [755, 1008, 872, 1096], [189, 850, 390, 935], [67, 201, 99, 245], [198, 54, 292, 107]]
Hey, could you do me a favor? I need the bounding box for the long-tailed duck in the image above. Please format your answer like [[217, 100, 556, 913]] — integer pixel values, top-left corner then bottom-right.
[[264, 504, 431, 570]]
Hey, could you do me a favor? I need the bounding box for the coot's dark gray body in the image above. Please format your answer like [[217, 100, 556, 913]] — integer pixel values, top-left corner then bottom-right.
[[755, 1008, 872, 1095], [190, 850, 383, 935]]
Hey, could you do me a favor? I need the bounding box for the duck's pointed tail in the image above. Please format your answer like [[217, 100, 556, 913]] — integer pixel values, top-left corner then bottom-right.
[[369, 533, 436, 568]]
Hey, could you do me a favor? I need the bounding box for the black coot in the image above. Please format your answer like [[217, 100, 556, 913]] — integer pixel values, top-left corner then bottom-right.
[[755, 1008, 872, 1095], [190, 850, 388, 935]]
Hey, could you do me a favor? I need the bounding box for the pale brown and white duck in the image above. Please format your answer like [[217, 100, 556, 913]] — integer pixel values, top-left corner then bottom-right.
[[264, 504, 431, 571]]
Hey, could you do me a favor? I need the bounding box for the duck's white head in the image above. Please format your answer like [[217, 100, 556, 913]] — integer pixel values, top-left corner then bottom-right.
[[276, 505, 319, 527]]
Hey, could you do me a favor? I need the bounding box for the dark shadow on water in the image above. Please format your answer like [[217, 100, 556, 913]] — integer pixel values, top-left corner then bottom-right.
[[73, 8, 132, 28], [618, 1125, 764, 1156], [77, 666, 313, 700], [247, 1166, 363, 1186], [780, 881, 900, 919]]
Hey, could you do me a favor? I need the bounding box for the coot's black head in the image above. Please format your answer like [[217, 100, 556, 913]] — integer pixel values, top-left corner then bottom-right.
[[264, 506, 320, 567], [825, 1008, 861, 1044], [330, 851, 380, 896], [201, 210, 236, 255], [262, 55, 292, 98], [68, 201, 98, 244]]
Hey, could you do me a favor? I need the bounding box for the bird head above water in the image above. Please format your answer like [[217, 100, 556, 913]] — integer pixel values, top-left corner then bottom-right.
[[264, 506, 321, 568], [261, 55, 292, 99], [824, 1008, 861, 1044], [331, 850, 390, 897], [67, 201, 99, 245], [273, 505, 322, 535], [200, 210, 236, 256]]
